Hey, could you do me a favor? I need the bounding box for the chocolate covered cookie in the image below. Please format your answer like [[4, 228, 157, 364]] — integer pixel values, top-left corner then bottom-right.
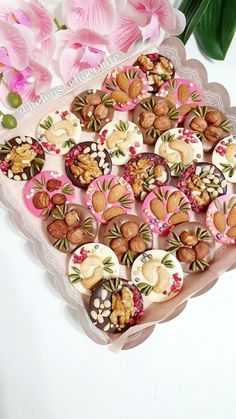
[[0, 136, 45, 181], [46, 204, 97, 253], [123, 152, 170, 201], [89, 278, 144, 333], [36, 110, 81, 155], [131, 250, 183, 302], [68, 243, 119, 295], [206, 194, 236, 245], [184, 106, 231, 152], [154, 128, 203, 176], [133, 96, 178, 145], [177, 163, 227, 212], [212, 135, 236, 183], [102, 65, 148, 111], [65, 141, 112, 188], [71, 89, 114, 132], [167, 222, 215, 272], [23, 171, 75, 218], [133, 53, 175, 93], [103, 214, 153, 267]]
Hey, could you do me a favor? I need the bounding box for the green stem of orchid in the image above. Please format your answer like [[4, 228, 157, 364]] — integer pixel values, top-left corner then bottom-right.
[[53, 18, 67, 31], [0, 73, 10, 91]]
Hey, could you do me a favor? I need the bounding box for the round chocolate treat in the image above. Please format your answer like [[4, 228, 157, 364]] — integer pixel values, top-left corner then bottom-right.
[[64, 141, 112, 188], [212, 135, 236, 183], [158, 78, 205, 123], [71, 89, 114, 132], [184, 105, 232, 152], [131, 250, 183, 303], [89, 278, 144, 333], [206, 194, 236, 245], [154, 128, 203, 177], [85, 174, 135, 224], [142, 186, 192, 236], [102, 65, 148, 111], [133, 53, 175, 93], [0, 136, 45, 181], [46, 204, 98, 253], [68, 243, 120, 295], [123, 152, 170, 202], [167, 222, 215, 273], [103, 214, 153, 267], [98, 120, 143, 166], [133, 96, 178, 145], [36, 110, 81, 155], [23, 171, 75, 218], [177, 163, 227, 213]]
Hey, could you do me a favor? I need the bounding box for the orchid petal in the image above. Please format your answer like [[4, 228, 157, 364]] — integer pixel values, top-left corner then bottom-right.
[[32, 36, 56, 65], [68, 29, 108, 49], [17, 24, 35, 54], [0, 21, 29, 70], [0, 47, 11, 66], [25, 1, 53, 42], [140, 15, 160, 42], [82, 46, 106, 68], [53, 29, 73, 61], [59, 47, 85, 84], [64, 0, 115, 35], [13, 8, 32, 26], [109, 13, 142, 53], [27, 60, 52, 95], [128, 0, 176, 32]]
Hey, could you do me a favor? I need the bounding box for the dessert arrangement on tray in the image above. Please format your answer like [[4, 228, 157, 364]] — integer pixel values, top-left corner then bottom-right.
[[0, 37, 236, 351]]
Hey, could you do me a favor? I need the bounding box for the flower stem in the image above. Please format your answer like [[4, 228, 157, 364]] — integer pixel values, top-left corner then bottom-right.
[[53, 17, 67, 31], [0, 73, 10, 91]]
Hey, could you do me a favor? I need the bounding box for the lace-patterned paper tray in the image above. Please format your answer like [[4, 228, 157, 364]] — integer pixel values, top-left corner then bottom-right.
[[1, 37, 236, 352]]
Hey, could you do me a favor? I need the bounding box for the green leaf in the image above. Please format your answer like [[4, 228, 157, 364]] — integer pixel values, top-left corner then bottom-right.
[[194, 0, 236, 60], [178, 0, 211, 44]]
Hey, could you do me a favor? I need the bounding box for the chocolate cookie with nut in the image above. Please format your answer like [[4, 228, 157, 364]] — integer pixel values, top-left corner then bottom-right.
[[23, 171, 75, 218], [46, 204, 97, 253], [89, 278, 144, 333], [71, 89, 114, 132], [65, 141, 112, 189], [206, 194, 236, 245], [177, 163, 227, 212], [103, 214, 153, 267], [85, 174, 134, 224], [133, 53, 175, 93], [184, 105, 232, 152], [123, 152, 170, 201], [167, 222, 215, 273], [133, 96, 178, 145], [102, 65, 148, 111], [142, 185, 192, 236]]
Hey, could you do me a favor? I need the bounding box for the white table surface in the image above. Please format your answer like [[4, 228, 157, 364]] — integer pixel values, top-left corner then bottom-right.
[[1, 7, 236, 419]]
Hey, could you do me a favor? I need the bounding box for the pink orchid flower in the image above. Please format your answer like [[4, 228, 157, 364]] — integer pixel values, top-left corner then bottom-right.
[[109, 0, 185, 52], [63, 0, 116, 35], [57, 28, 108, 84], [0, 1, 54, 103]]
